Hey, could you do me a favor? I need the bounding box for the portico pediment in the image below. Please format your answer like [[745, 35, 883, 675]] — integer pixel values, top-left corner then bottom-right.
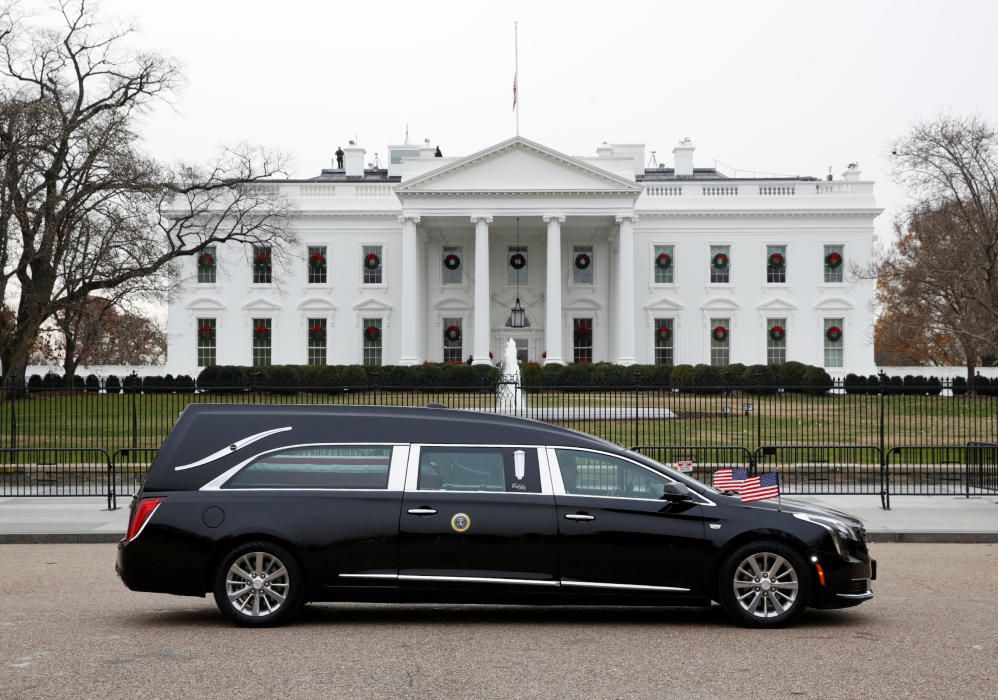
[[395, 136, 643, 197]]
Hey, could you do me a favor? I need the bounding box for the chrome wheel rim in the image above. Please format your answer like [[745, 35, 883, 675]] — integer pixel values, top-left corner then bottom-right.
[[225, 551, 290, 618], [733, 551, 799, 619]]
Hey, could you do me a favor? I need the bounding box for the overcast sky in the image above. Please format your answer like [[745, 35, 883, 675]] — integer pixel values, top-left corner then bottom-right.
[[98, 0, 998, 247]]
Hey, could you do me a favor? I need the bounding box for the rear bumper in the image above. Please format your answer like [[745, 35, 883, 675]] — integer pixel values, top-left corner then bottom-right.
[[116, 533, 207, 597]]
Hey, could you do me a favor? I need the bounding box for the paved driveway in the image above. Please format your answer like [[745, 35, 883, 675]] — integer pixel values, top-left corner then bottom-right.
[[1, 543, 995, 699]]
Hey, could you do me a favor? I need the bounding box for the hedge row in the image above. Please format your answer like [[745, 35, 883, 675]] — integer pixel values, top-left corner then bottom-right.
[[23, 364, 996, 396], [26, 372, 196, 393], [844, 373, 998, 396], [196, 361, 835, 394]]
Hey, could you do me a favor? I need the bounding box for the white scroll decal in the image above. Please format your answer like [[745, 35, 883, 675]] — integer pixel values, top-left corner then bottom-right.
[[174, 426, 293, 471]]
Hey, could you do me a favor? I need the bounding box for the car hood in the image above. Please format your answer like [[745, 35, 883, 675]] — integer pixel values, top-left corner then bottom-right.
[[722, 494, 864, 527]]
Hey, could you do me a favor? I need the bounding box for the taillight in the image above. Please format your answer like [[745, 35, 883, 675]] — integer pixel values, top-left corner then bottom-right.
[[126, 497, 162, 541]]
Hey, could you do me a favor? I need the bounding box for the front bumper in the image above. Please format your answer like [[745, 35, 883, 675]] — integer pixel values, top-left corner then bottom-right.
[[809, 542, 877, 609]]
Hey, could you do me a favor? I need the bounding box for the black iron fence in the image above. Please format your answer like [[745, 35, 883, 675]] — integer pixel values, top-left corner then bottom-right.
[[1, 381, 997, 508]]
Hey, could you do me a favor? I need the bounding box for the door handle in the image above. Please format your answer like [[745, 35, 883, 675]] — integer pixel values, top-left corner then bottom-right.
[[564, 513, 595, 521], [407, 508, 438, 515]]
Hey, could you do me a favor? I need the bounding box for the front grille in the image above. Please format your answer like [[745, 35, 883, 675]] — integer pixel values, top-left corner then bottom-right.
[[845, 579, 869, 595]]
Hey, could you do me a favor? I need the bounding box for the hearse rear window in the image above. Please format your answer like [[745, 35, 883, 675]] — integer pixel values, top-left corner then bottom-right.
[[418, 447, 541, 493], [225, 446, 392, 489]]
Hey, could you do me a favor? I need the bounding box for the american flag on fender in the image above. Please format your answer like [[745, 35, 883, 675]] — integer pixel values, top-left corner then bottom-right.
[[740, 472, 781, 503], [712, 468, 748, 491]]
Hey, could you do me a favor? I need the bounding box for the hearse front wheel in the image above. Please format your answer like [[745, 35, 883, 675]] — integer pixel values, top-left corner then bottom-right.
[[718, 540, 811, 628], [213, 541, 304, 627]]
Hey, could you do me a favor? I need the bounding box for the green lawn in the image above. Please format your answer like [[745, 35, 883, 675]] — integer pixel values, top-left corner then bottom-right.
[[1, 389, 997, 465]]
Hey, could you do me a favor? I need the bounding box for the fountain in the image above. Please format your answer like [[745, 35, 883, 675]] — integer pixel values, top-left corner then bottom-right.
[[491, 337, 676, 420], [496, 338, 527, 414]]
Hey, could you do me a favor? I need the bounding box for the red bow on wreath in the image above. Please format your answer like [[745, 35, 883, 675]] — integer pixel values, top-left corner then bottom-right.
[[198, 252, 214, 267], [309, 324, 324, 337], [576, 324, 591, 335], [309, 252, 326, 266], [254, 324, 270, 338], [198, 324, 214, 336], [254, 251, 271, 265]]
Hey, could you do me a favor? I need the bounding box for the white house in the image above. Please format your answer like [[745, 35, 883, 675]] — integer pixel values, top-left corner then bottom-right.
[[166, 135, 880, 376]]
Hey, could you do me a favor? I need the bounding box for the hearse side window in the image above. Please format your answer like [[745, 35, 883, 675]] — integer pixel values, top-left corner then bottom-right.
[[555, 449, 670, 499], [225, 446, 392, 489], [418, 447, 541, 493]]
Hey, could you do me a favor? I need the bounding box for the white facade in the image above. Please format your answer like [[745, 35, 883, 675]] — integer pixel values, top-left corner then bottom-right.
[[166, 136, 881, 375]]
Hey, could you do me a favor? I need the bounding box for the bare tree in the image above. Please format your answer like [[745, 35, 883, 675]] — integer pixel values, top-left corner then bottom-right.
[[55, 296, 166, 376], [0, 1, 292, 390], [878, 115, 998, 382]]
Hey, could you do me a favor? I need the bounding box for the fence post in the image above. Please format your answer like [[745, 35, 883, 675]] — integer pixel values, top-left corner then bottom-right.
[[131, 388, 138, 450], [8, 395, 16, 461], [879, 387, 888, 509], [107, 450, 115, 511]]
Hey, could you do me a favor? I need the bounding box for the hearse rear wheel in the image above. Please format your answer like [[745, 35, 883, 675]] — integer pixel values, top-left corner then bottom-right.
[[718, 540, 811, 628], [213, 541, 304, 627]]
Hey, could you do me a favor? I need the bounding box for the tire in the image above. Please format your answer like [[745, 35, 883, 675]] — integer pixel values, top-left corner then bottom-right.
[[212, 541, 304, 627], [718, 540, 812, 628]]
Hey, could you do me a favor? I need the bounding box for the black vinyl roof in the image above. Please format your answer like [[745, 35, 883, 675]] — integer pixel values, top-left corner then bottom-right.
[[144, 404, 617, 492]]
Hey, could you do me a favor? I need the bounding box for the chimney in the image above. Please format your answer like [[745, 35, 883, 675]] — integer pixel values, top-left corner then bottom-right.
[[596, 142, 613, 158], [673, 138, 694, 177], [344, 140, 365, 177], [842, 162, 861, 182], [419, 138, 435, 159]]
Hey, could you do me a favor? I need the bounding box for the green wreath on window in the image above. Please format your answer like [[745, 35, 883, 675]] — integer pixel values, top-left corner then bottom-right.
[[712, 325, 729, 342], [364, 252, 381, 270], [826, 325, 842, 342], [767, 252, 786, 269], [197, 252, 215, 269], [655, 252, 672, 269], [711, 252, 729, 270], [364, 325, 381, 342], [445, 325, 461, 342], [656, 326, 672, 342], [769, 325, 786, 341], [825, 252, 843, 269]]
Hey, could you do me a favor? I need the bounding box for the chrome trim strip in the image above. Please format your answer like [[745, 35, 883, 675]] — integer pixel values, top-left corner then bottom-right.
[[398, 574, 560, 587], [175, 426, 293, 470], [561, 579, 690, 593], [836, 591, 874, 600], [338, 573, 398, 581]]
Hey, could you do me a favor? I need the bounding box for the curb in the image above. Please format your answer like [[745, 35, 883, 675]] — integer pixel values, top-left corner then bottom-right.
[[1, 532, 996, 545], [0, 533, 123, 544], [867, 532, 998, 544]]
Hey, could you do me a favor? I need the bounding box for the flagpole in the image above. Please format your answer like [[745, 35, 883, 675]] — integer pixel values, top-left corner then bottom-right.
[[514, 21, 519, 136]]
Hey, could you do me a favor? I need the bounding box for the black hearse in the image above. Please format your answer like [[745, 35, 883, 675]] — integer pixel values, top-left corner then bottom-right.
[[117, 404, 875, 627]]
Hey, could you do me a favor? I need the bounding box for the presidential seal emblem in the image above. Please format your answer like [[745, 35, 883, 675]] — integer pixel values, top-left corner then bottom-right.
[[450, 513, 471, 533]]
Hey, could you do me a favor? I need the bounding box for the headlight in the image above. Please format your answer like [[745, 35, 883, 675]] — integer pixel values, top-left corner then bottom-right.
[[793, 512, 860, 557]]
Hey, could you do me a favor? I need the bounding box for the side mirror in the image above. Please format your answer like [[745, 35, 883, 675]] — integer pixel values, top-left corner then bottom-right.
[[661, 482, 692, 502]]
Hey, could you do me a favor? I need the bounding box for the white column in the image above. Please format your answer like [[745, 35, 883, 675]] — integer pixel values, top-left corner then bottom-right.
[[543, 215, 566, 365], [471, 215, 493, 365], [614, 215, 637, 365], [398, 215, 422, 365]]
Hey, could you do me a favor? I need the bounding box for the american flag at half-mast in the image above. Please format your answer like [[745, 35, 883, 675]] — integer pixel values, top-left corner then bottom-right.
[[712, 468, 748, 491], [740, 472, 781, 503]]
